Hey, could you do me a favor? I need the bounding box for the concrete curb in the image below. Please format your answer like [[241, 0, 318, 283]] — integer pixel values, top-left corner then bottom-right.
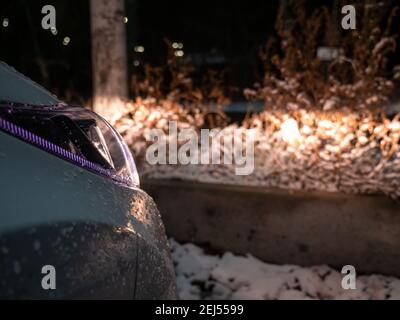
[[142, 179, 400, 277]]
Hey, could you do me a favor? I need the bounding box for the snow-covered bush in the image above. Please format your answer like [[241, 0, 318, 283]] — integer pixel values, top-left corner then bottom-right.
[[111, 1, 400, 199], [246, 0, 400, 112]]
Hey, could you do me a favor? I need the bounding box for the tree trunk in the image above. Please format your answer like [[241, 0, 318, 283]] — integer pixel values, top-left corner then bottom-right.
[[90, 0, 128, 120]]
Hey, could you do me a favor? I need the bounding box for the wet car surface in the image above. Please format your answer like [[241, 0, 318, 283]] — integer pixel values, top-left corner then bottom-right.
[[0, 62, 177, 299]]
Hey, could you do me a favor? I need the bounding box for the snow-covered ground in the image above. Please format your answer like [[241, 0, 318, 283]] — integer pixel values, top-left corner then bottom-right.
[[170, 239, 400, 300]]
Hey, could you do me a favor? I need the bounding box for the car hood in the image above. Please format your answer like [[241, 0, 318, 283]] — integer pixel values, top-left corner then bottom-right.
[[0, 61, 60, 105]]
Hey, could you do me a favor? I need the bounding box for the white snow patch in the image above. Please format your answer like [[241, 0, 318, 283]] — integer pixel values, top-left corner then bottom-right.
[[171, 239, 400, 300]]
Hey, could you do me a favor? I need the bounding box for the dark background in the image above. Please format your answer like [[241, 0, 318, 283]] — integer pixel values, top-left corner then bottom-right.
[[0, 0, 399, 104]]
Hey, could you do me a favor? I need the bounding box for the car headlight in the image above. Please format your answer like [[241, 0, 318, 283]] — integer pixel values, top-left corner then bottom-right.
[[0, 101, 139, 188]]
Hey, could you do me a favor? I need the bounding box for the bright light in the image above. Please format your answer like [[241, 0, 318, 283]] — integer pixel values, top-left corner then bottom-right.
[[134, 45, 144, 53], [124, 16, 128, 23], [174, 50, 184, 57], [2, 18, 9, 28], [389, 121, 400, 131], [133, 60, 140, 67], [318, 119, 333, 129], [63, 36, 70, 46], [281, 118, 301, 145], [172, 42, 183, 49]]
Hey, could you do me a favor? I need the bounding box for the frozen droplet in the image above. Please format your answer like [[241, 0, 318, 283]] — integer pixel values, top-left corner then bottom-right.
[[13, 261, 21, 274], [33, 240, 41, 251]]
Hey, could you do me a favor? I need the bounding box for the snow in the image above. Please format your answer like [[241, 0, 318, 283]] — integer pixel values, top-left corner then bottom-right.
[[113, 99, 400, 200], [170, 239, 400, 300]]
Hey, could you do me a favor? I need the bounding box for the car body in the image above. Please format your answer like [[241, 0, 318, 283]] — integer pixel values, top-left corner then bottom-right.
[[0, 61, 177, 299]]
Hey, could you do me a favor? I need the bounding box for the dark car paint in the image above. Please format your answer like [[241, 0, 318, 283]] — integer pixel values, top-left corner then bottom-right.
[[0, 130, 177, 299]]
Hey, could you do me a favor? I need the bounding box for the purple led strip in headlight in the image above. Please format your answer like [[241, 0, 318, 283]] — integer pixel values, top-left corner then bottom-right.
[[0, 116, 130, 186]]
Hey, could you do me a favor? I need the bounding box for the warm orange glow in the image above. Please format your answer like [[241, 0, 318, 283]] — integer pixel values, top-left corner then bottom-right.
[[281, 118, 301, 145]]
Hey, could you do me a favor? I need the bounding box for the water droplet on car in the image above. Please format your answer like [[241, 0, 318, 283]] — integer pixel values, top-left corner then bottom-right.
[[33, 240, 41, 251], [13, 261, 21, 274]]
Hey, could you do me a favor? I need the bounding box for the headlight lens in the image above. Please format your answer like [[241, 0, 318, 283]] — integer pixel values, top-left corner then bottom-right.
[[0, 101, 139, 188]]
